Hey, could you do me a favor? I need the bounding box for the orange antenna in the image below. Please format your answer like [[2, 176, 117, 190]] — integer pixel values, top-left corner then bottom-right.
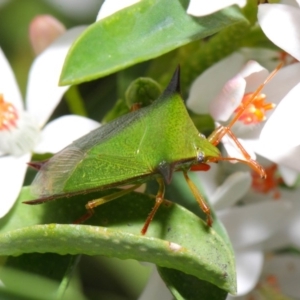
[[207, 62, 283, 178]]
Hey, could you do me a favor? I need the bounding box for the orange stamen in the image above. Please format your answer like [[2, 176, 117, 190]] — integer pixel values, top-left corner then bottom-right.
[[251, 164, 283, 199], [0, 94, 18, 131], [234, 93, 275, 125]]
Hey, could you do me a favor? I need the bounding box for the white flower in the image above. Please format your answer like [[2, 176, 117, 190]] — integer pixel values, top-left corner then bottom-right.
[[227, 254, 300, 299], [257, 188, 300, 252], [187, 0, 246, 17], [187, 52, 300, 185], [197, 163, 292, 296], [138, 162, 293, 297], [258, 1, 300, 62], [250, 1, 300, 176], [96, 0, 246, 21], [97, 0, 141, 20], [0, 27, 99, 218], [44, 0, 102, 20]]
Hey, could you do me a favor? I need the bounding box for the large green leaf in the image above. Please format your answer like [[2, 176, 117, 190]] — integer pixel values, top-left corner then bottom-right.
[[59, 0, 247, 85], [0, 187, 236, 294], [0, 258, 85, 300], [158, 267, 228, 300]]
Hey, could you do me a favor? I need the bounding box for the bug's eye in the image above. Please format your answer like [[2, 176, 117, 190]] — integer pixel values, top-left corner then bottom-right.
[[196, 150, 204, 162]]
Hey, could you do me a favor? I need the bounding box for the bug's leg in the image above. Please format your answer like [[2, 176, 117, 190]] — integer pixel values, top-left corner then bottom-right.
[[183, 171, 212, 227], [208, 126, 266, 179], [130, 103, 142, 111], [74, 184, 142, 224], [141, 178, 165, 235]]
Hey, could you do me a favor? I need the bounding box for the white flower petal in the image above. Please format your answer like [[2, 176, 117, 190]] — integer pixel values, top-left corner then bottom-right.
[[285, 198, 300, 248], [281, 0, 299, 8], [262, 229, 291, 251], [187, 0, 246, 17], [239, 63, 300, 145], [97, 0, 140, 21], [196, 163, 219, 199], [0, 153, 31, 218], [262, 62, 300, 107], [26, 26, 87, 128], [217, 200, 291, 249], [222, 135, 256, 161], [234, 251, 264, 296], [44, 0, 102, 20], [211, 172, 251, 210], [34, 115, 100, 153], [239, 47, 281, 71], [240, 61, 269, 94], [258, 4, 300, 61], [260, 81, 300, 149], [0, 111, 40, 156], [278, 165, 299, 186], [0, 48, 23, 110], [187, 53, 245, 114], [255, 143, 300, 172], [210, 75, 246, 122], [262, 254, 300, 298], [138, 267, 173, 300], [238, 60, 267, 80], [259, 190, 300, 250]]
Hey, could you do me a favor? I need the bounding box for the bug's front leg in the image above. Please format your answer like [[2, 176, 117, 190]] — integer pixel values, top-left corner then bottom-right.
[[141, 178, 165, 235], [183, 171, 212, 227], [208, 126, 266, 179]]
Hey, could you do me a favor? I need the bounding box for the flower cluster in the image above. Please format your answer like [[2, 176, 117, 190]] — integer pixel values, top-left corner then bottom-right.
[[188, 1, 300, 298]]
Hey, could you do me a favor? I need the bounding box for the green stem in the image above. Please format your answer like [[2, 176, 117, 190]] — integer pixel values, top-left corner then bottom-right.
[[64, 86, 88, 117]]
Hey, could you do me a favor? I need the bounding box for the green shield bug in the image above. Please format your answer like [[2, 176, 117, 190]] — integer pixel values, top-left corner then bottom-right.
[[25, 65, 280, 234]]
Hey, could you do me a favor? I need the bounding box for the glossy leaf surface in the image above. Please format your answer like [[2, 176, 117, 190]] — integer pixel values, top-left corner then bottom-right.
[[158, 267, 228, 300], [60, 0, 246, 85], [0, 187, 236, 294]]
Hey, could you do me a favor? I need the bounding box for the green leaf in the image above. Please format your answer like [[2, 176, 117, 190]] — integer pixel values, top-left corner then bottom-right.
[[0, 187, 236, 294], [158, 267, 227, 300], [0, 257, 85, 300], [148, 0, 257, 94], [59, 0, 247, 85]]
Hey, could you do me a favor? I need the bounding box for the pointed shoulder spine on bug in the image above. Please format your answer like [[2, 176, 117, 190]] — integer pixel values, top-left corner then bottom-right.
[[25, 63, 280, 234], [27, 67, 220, 203]]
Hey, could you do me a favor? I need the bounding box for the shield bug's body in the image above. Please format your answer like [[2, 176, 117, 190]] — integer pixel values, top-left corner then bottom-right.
[[25, 66, 279, 234]]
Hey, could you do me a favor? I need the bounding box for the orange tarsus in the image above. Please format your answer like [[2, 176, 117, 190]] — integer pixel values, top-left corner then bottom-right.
[[73, 209, 94, 224], [251, 164, 283, 199]]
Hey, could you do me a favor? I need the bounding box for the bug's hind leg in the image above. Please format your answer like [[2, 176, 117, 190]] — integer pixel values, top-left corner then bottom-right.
[[141, 178, 165, 235], [74, 184, 142, 224], [183, 171, 212, 227]]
